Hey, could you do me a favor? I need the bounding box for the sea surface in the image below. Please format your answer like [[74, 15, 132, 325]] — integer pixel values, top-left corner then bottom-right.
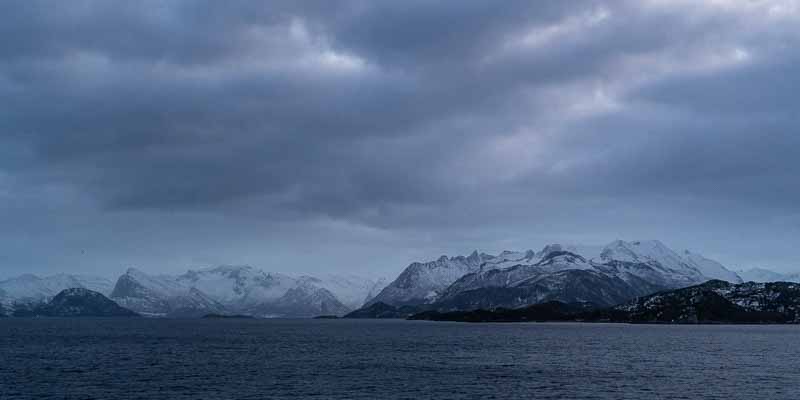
[[0, 319, 798, 399]]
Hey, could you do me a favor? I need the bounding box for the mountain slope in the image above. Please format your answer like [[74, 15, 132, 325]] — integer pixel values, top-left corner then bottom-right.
[[110, 268, 184, 316], [435, 268, 662, 310]]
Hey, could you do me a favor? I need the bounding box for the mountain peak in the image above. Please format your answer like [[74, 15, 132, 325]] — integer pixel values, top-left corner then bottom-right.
[[124, 267, 147, 276], [539, 244, 566, 258]]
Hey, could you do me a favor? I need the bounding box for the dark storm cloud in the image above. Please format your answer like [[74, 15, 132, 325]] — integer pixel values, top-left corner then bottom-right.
[[0, 0, 604, 214], [1, 0, 800, 276]]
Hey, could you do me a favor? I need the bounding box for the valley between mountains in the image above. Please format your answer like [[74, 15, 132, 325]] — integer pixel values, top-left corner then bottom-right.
[[2, 240, 799, 322]]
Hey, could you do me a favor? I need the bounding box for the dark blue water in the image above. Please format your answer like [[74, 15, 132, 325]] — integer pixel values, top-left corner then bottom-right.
[[1, 319, 798, 399]]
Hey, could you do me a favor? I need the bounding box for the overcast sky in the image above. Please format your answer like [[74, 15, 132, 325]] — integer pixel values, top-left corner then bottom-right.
[[1, 0, 799, 279]]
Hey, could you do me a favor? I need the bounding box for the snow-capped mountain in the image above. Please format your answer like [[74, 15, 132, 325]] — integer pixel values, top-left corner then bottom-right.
[[263, 279, 350, 317], [0, 274, 114, 309], [109, 268, 188, 315], [736, 268, 800, 283], [366, 251, 496, 306], [109, 266, 366, 317], [439, 250, 594, 299], [297, 274, 388, 310], [365, 246, 582, 307], [369, 240, 744, 309], [433, 245, 676, 309]]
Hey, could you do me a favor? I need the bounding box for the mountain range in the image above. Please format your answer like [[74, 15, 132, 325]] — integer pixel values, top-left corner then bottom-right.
[[363, 240, 796, 313], [0, 267, 386, 318], [1, 239, 797, 318]]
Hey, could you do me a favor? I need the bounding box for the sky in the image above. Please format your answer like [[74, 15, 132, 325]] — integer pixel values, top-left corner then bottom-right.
[[1, 0, 800, 279]]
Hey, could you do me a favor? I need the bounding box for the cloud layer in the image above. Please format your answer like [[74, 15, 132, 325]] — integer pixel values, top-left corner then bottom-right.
[[2, 0, 799, 277]]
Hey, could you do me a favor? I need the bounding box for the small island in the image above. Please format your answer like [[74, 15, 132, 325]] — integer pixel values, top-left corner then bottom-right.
[[201, 313, 255, 319]]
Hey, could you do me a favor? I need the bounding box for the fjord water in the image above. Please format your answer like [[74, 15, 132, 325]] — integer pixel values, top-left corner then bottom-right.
[[1, 319, 798, 399]]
